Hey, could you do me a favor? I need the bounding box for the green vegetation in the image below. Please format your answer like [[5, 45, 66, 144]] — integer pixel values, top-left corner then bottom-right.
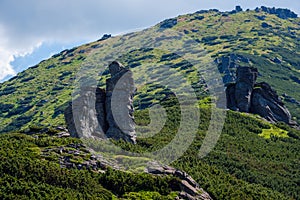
[[132, 108, 300, 199], [0, 8, 299, 131], [0, 104, 299, 199], [0, 7, 300, 200], [259, 125, 289, 139], [0, 133, 180, 199]]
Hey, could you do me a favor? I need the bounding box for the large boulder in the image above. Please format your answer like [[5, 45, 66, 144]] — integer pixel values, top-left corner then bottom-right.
[[146, 162, 213, 200]]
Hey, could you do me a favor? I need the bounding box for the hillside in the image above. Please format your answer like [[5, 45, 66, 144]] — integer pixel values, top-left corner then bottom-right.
[[0, 7, 299, 131], [0, 6, 300, 200]]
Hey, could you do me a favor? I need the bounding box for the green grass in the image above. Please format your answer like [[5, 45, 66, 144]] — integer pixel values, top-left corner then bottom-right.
[[259, 125, 289, 139]]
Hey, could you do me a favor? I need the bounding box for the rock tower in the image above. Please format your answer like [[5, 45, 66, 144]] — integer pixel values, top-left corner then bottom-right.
[[65, 61, 136, 143]]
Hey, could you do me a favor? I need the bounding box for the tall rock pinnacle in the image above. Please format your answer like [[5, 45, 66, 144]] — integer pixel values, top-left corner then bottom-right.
[[105, 61, 136, 144]]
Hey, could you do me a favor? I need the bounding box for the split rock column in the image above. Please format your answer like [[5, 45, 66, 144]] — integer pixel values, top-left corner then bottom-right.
[[105, 61, 136, 144]]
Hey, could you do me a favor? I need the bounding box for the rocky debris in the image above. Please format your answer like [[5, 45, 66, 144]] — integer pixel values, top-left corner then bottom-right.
[[254, 15, 266, 20], [226, 67, 296, 125], [255, 6, 297, 19], [42, 142, 121, 172], [160, 18, 178, 29], [105, 61, 136, 144], [64, 87, 107, 138], [57, 131, 70, 138], [65, 61, 136, 143], [194, 16, 204, 21], [146, 162, 213, 200], [23, 126, 72, 137]]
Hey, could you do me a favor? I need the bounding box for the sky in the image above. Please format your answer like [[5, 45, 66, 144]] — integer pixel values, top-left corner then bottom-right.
[[0, 0, 299, 82]]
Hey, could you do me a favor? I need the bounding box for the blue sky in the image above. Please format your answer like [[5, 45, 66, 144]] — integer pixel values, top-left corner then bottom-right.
[[0, 0, 299, 82]]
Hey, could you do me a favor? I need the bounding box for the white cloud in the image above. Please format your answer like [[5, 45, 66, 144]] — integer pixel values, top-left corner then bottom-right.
[[0, 25, 42, 80]]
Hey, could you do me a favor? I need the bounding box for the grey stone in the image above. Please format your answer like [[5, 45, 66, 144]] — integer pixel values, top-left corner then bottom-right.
[[146, 162, 213, 200], [106, 61, 136, 144], [235, 67, 258, 112], [64, 87, 107, 138], [226, 67, 295, 125], [251, 82, 293, 124]]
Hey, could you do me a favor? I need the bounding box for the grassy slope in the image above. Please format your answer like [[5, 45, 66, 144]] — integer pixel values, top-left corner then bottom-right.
[[0, 9, 299, 131], [0, 106, 299, 199], [0, 8, 300, 200]]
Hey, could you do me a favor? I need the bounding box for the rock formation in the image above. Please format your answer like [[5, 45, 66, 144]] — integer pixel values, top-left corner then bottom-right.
[[65, 87, 107, 138], [226, 66, 295, 125], [105, 61, 136, 144], [146, 162, 213, 200], [251, 82, 292, 124], [65, 61, 136, 143], [256, 6, 298, 19], [234, 67, 258, 112], [160, 18, 178, 29]]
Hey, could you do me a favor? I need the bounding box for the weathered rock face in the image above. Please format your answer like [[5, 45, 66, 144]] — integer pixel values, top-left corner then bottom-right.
[[106, 61, 136, 144], [65, 62, 136, 143], [226, 83, 237, 111], [65, 87, 107, 138], [226, 67, 294, 125], [251, 82, 293, 124], [235, 67, 258, 112]]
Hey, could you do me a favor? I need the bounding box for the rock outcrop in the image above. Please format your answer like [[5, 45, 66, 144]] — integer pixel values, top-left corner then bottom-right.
[[65, 62, 136, 143], [160, 18, 178, 29], [226, 66, 295, 125], [255, 6, 298, 19], [105, 61, 136, 144], [65, 87, 107, 138], [234, 67, 258, 112], [146, 162, 213, 200], [251, 82, 292, 124]]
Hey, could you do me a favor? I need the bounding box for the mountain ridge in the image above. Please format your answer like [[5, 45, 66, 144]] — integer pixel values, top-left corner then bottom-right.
[[0, 6, 299, 132]]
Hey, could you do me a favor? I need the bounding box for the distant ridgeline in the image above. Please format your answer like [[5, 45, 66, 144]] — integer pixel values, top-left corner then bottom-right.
[[255, 6, 298, 19], [193, 6, 298, 19]]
